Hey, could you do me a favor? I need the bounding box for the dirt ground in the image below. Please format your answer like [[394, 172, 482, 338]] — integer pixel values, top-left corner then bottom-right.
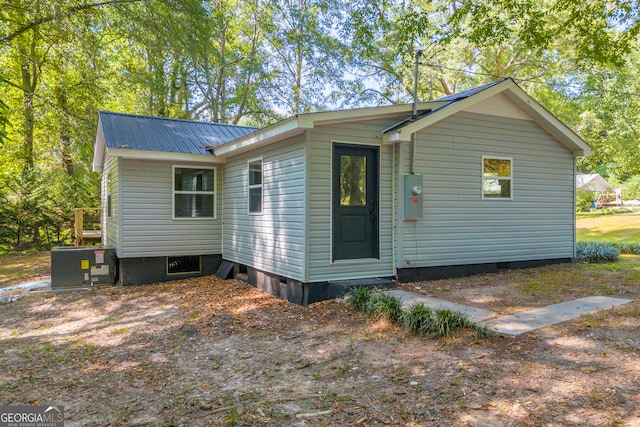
[[1, 258, 639, 426], [0, 251, 50, 289]]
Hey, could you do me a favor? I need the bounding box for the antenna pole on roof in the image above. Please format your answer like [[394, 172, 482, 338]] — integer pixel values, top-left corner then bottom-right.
[[412, 49, 423, 121]]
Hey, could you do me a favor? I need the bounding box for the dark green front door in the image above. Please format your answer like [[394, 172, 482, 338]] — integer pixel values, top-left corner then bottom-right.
[[332, 144, 379, 261]]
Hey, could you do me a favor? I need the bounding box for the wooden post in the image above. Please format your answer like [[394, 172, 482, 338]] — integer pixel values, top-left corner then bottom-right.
[[74, 208, 84, 246]]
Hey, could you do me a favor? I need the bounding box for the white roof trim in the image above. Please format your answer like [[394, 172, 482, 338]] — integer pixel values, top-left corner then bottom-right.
[[502, 89, 592, 156], [92, 117, 106, 172], [212, 102, 446, 157], [105, 148, 223, 164], [383, 79, 592, 157], [213, 117, 306, 157]]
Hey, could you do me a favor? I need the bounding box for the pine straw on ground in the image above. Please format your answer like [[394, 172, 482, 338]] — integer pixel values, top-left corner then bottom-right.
[[1, 267, 639, 426]]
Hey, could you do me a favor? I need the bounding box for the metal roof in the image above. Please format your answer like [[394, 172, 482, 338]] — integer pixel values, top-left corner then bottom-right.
[[433, 78, 509, 102], [98, 111, 258, 155]]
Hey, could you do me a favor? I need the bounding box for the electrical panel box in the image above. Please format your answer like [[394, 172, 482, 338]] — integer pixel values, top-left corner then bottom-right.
[[51, 246, 116, 290], [404, 173, 423, 220]]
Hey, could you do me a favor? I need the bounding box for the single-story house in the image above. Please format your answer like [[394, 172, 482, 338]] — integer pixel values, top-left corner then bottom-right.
[[93, 78, 591, 305], [576, 173, 613, 192]]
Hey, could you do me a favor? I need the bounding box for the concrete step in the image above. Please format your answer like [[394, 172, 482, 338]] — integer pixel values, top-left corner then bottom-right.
[[328, 277, 396, 299], [215, 260, 235, 280]]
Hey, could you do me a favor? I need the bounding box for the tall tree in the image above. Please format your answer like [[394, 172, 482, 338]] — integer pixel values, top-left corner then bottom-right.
[[190, 0, 271, 125], [262, 0, 351, 115], [572, 49, 640, 178]]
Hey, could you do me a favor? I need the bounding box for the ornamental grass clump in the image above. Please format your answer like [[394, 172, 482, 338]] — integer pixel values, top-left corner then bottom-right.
[[576, 241, 620, 262], [346, 289, 486, 338], [400, 303, 435, 335], [431, 309, 474, 337], [346, 286, 374, 313], [368, 293, 403, 322]]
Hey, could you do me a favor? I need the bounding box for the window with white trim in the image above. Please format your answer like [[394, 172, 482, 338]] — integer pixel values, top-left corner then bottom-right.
[[482, 157, 512, 199], [248, 158, 263, 214], [106, 173, 112, 218], [173, 166, 216, 218]]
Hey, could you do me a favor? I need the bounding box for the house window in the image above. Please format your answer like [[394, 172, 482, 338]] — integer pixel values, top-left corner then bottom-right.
[[107, 195, 112, 218], [173, 166, 216, 218], [482, 157, 512, 199], [248, 158, 263, 214], [106, 174, 112, 218], [167, 255, 201, 275]]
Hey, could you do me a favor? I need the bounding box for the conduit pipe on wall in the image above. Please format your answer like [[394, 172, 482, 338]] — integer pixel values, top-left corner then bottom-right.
[[410, 49, 423, 175]]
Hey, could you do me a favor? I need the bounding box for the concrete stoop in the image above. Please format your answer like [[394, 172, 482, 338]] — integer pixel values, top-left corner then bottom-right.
[[328, 277, 396, 300]]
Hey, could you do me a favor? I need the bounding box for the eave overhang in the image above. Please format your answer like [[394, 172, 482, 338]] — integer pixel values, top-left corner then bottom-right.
[[382, 79, 592, 157], [212, 102, 445, 158], [105, 148, 221, 164]]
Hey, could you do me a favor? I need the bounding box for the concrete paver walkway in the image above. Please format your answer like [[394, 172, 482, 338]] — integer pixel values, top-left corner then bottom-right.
[[479, 296, 631, 336], [385, 290, 631, 336], [385, 290, 498, 323]]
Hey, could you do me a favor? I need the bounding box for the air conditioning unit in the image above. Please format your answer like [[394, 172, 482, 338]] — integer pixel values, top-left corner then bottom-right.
[[51, 246, 116, 290]]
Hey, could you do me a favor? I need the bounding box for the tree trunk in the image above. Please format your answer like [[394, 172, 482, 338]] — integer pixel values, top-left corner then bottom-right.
[[294, 41, 303, 114], [55, 87, 73, 175], [21, 64, 35, 170]]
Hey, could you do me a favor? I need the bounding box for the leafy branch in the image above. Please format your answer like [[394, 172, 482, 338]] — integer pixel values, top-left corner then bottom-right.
[[1, 0, 142, 45]]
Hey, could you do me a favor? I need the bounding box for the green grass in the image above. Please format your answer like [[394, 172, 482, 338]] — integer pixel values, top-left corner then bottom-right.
[[582, 254, 640, 271], [576, 214, 640, 243], [513, 255, 640, 301]]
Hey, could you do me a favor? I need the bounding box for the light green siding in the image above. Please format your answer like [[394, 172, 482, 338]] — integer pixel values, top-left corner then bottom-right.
[[102, 156, 120, 251], [223, 136, 307, 281], [117, 158, 222, 258], [398, 111, 575, 267], [307, 119, 401, 282]]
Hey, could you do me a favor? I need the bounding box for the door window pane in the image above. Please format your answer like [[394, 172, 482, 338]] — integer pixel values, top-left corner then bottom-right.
[[339, 155, 366, 206]]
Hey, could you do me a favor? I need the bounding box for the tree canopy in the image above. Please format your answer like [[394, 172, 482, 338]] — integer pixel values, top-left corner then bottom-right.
[[1, 0, 639, 251]]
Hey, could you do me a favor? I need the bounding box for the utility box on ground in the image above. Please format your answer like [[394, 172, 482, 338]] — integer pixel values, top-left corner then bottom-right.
[[51, 246, 116, 290]]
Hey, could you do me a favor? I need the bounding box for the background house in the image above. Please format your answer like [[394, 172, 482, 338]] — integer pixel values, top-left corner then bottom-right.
[[576, 173, 613, 192], [576, 173, 623, 208]]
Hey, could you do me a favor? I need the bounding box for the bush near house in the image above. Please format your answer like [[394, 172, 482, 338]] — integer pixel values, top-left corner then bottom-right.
[[576, 242, 620, 262], [576, 189, 595, 212], [346, 288, 487, 338]]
